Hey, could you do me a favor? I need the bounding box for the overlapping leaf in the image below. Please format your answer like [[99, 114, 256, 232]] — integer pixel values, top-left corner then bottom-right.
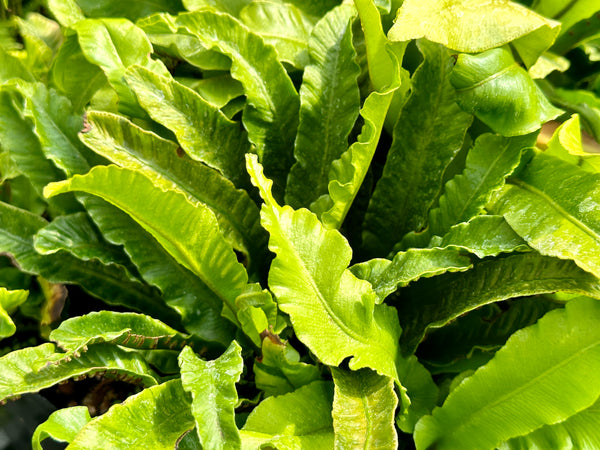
[[0, 287, 28, 339], [31, 406, 91, 450], [415, 297, 600, 449], [176, 10, 299, 199], [247, 154, 401, 380], [363, 40, 472, 256], [491, 150, 600, 278], [285, 4, 360, 209], [397, 253, 600, 353]]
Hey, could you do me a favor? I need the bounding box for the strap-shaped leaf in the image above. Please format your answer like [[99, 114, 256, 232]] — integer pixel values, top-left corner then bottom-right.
[[389, 0, 560, 66], [397, 253, 600, 354], [312, 88, 395, 229], [254, 334, 321, 397], [50, 311, 206, 354], [285, 4, 360, 209], [414, 297, 600, 450], [32, 406, 91, 450], [80, 111, 266, 274], [331, 367, 398, 448], [427, 133, 537, 241], [74, 0, 185, 22], [450, 47, 562, 136], [499, 398, 600, 450], [239, 1, 314, 69], [431, 216, 529, 259], [0, 201, 176, 323], [179, 342, 243, 449], [247, 154, 401, 381], [491, 150, 600, 279], [68, 379, 194, 450], [0, 343, 157, 402], [419, 297, 561, 373], [350, 248, 472, 302], [176, 10, 300, 199], [34, 212, 137, 279], [124, 66, 250, 188], [362, 40, 472, 256], [44, 165, 248, 324], [137, 13, 231, 71], [240, 381, 334, 448], [72, 18, 170, 117], [182, 0, 250, 16], [74, 195, 236, 346]]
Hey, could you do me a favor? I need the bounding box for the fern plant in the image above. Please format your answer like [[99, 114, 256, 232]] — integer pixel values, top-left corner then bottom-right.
[[1, 0, 600, 448]]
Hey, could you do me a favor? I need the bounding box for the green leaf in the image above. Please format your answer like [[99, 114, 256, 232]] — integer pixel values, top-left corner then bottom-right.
[[32, 406, 91, 450], [235, 285, 284, 346], [350, 247, 472, 302], [44, 165, 248, 324], [45, 0, 85, 27], [397, 253, 600, 354], [544, 114, 600, 173], [80, 111, 266, 273], [419, 297, 562, 373], [247, 154, 401, 381], [183, 0, 250, 16], [490, 151, 600, 278], [0, 342, 158, 402], [433, 216, 529, 259], [124, 65, 250, 188], [176, 75, 243, 108], [499, 397, 600, 450], [414, 297, 600, 450], [389, 0, 560, 66], [312, 88, 395, 229], [426, 133, 537, 242], [0, 201, 177, 323], [0, 288, 28, 339], [176, 10, 300, 199], [450, 47, 562, 136], [34, 212, 136, 276], [552, 11, 600, 55], [50, 311, 207, 354], [535, 0, 600, 38], [51, 34, 106, 112], [74, 195, 236, 346], [68, 379, 194, 450], [362, 40, 472, 256], [240, 381, 334, 448], [72, 18, 170, 117], [331, 367, 398, 448], [239, 1, 314, 69], [285, 4, 360, 209], [179, 342, 243, 449], [0, 46, 35, 83], [137, 13, 231, 71], [75, 0, 184, 22], [396, 356, 438, 433], [254, 335, 321, 397]]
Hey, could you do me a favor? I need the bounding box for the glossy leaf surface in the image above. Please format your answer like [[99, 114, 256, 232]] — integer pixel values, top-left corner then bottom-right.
[[32, 407, 91, 450]]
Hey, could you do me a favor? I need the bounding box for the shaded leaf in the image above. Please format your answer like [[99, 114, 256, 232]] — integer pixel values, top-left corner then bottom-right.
[[240, 381, 334, 448], [179, 342, 243, 449], [363, 40, 472, 256], [331, 367, 398, 448], [247, 154, 401, 380], [396, 356, 438, 433], [75, 0, 185, 22], [414, 297, 600, 449], [285, 4, 360, 209], [0, 288, 28, 339], [68, 379, 194, 450], [31, 406, 91, 450], [450, 47, 562, 136], [491, 151, 600, 278], [397, 253, 600, 354]]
